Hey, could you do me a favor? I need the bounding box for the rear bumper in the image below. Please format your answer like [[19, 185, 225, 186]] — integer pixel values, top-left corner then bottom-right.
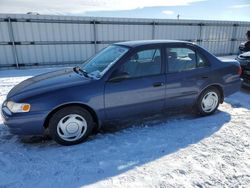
[[1, 105, 47, 135], [223, 79, 242, 97]]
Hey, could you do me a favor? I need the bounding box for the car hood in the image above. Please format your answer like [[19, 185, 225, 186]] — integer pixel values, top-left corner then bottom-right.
[[7, 68, 91, 99], [238, 52, 250, 59]]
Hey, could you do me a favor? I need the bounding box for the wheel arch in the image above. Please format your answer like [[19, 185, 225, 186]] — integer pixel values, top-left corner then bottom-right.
[[43, 103, 100, 130], [198, 84, 224, 103]]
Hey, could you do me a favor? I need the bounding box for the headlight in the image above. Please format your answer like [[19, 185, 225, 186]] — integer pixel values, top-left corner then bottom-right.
[[6, 101, 31, 113]]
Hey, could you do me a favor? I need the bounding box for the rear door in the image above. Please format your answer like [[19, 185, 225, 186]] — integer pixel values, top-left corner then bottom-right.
[[165, 44, 211, 108], [104, 46, 166, 120]]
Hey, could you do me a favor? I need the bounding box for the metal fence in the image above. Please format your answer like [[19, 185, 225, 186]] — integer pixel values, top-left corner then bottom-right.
[[0, 14, 250, 69]]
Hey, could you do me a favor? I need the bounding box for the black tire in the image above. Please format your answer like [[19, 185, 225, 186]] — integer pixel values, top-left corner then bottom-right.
[[196, 87, 221, 116], [48, 106, 94, 146]]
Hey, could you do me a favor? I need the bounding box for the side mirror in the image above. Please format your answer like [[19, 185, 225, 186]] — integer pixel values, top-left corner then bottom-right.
[[108, 71, 130, 82]]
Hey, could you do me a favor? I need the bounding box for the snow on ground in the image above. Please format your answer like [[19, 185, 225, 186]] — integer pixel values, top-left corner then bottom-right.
[[0, 60, 250, 187]]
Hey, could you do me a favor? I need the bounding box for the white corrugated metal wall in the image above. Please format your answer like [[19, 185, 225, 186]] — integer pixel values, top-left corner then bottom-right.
[[0, 14, 250, 68]]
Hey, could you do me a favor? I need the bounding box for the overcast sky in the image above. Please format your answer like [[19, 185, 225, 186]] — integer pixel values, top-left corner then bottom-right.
[[0, 0, 250, 21]]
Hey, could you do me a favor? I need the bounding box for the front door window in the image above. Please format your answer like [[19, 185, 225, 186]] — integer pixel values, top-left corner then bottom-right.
[[120, 48, 162, 78]]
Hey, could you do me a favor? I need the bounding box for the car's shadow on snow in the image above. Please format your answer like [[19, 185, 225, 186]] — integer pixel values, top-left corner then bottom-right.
[[223, 88, 250, 110], [1, 109, 231, 187]]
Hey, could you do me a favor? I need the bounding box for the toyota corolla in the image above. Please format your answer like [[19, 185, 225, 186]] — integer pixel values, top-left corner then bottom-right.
[[1, 40, 242, 145]]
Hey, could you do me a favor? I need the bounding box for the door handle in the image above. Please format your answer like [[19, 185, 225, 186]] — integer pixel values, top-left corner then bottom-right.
[[201, 76, 208, 79], [153, 82, 164, 87]]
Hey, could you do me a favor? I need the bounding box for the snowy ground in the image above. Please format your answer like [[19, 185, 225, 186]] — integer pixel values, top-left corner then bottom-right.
[[0, 57, 250, 188]]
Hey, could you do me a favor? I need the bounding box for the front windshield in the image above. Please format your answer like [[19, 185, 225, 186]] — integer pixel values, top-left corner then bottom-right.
[[82, 45, 129, 79]]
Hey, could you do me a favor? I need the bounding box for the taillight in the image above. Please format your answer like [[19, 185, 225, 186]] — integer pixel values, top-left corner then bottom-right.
[[238, 66, 242, 75]]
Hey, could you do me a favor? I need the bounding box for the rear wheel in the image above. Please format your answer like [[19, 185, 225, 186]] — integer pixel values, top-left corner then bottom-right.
[[48, 106, 94, 145], [196, 87, 221, 116]]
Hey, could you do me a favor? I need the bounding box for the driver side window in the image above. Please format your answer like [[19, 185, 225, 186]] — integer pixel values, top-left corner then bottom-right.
[[120, 48, 162, 78]]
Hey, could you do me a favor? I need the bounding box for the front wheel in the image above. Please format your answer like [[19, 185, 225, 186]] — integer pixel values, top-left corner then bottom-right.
[[196, 87, 221, 116], [48, 106, 94, 146]]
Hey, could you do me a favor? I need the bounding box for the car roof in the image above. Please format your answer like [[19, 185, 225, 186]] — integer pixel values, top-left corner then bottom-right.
[[115, 40, 193, 48]]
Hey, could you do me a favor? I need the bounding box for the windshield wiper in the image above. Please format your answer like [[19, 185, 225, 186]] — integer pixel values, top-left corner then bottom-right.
[[73, 66, 90, 78]]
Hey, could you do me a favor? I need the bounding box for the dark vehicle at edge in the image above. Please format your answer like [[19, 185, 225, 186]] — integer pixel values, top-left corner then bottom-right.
[[1, 40, 242, 145], [236, 52, 250, 87]]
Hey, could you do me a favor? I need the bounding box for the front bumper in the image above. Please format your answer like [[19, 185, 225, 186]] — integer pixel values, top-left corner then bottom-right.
[[238, 59, 250, 87], [241, 68, 250, 87], [1, 103, 47, 135]]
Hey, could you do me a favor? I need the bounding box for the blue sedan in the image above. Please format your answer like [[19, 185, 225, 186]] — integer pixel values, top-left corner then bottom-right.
[[1, 40, 242, 145]]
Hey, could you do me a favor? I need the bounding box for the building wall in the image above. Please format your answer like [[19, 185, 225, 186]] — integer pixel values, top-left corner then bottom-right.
[[0, 14, 250, 68]]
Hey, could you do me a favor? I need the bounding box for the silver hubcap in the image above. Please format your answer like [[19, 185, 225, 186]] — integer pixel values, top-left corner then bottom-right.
[[57, 114, 87, 142], [201, 91, 219, 113]]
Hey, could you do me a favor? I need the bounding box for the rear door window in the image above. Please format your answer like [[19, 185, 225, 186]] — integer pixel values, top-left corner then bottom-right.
[[167, 47, 208, 73]]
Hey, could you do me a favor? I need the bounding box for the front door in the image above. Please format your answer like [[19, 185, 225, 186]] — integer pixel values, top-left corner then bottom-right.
[[104, 47, 166, 120]]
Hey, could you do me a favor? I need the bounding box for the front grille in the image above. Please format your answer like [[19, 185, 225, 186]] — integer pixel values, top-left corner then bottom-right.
[[244, 70, 250, 75], [243, 77, 250, 83], [247, 61, 250, 67]]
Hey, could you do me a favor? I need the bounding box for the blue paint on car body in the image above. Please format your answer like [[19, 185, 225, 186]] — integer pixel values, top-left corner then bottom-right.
[[1, 40, 242, 135]]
